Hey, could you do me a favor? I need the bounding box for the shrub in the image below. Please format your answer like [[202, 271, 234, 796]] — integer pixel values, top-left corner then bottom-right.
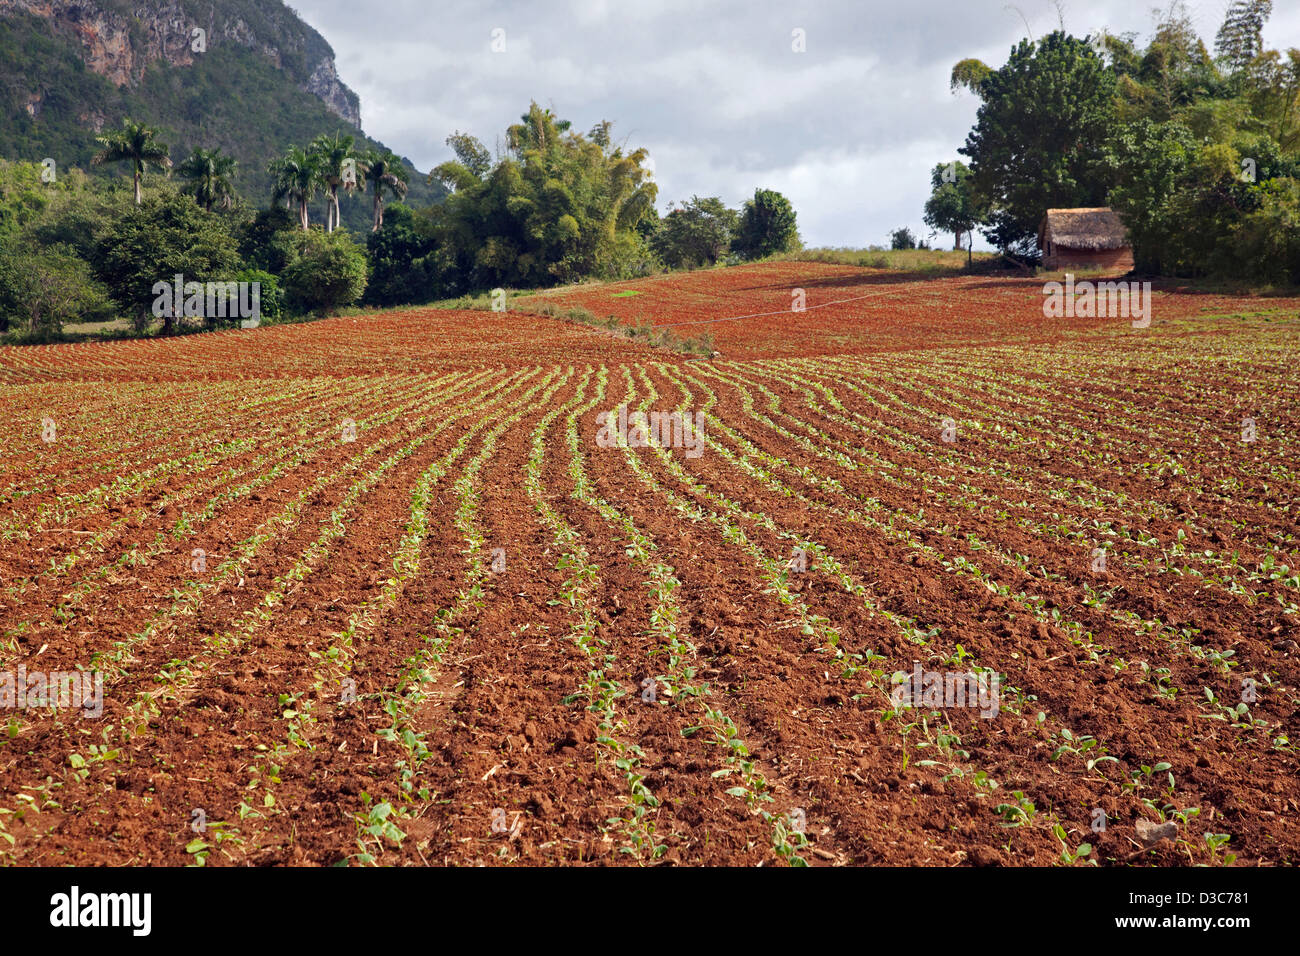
[[237, 206, 298, 275], [890, 227, 918, 250], [233, 268, 283, 323], [281, 229, 368, 315]]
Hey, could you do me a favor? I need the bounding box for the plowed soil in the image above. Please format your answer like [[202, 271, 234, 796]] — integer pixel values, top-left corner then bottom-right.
[[0, 263, 1297, 867]]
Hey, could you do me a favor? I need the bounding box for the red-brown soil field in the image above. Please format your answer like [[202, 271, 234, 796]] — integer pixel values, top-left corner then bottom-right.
[[1, 261, 1297, 866]]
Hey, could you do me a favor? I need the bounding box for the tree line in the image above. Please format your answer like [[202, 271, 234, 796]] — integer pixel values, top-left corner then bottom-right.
[[0, 101, 800, 340], [366, 102, 799, 305], [923, 0, 1299, 283]]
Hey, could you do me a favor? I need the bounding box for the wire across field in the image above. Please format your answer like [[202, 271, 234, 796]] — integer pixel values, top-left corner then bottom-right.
[[0, 263, 1296, 866]]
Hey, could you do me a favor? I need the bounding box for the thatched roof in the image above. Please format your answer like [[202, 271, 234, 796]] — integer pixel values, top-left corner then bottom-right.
[[1039, 207, 1129, 251]]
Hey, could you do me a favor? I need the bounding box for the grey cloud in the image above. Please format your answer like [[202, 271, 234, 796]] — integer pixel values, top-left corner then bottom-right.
[[291, 0, 1298, 247]]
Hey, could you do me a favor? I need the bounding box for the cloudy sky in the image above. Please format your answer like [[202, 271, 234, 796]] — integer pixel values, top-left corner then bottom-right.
[[291, 0, 1299, 249]]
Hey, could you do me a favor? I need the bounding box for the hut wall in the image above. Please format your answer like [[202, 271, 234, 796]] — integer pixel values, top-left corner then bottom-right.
[[1044, 246, 1135, 273]]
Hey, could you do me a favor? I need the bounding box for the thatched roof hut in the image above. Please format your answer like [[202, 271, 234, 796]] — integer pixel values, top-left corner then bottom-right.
[[1038, 208, 1133, 272]]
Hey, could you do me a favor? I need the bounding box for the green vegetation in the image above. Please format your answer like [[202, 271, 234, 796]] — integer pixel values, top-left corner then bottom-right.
[[1, 0, 808, 344], [923, 161, 986, 263], [177, 147, 238, 212], [889, 227, 927, 250], [0, 156, 369, 339], [0, 9, 443, 234], [731, 188, 802, 259], [652, 196, 736, 269], [281, 228, 368, 314], [95, 190, 240, 332], [959, 32, 1115, 255], [779, 246, 994, 274], [91, 118, 173, 205], [268, 145, 320, 231], [651, 189, 801, 269], [945, 0, 1300, 280], [426, 104, 659, 290], [0, 243, 114, 340], [361, 205, 437, 308], [361, 149, 409, 232]]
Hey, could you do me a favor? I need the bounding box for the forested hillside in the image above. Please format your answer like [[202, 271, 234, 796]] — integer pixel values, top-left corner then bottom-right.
[[0, 4, 444, 230]]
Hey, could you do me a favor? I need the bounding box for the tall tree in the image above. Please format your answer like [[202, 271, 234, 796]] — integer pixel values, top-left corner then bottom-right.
[[309, 132, 358, 233], [1216, 0, 1273, 75], [446, 131, 492, 178], [268, 146, 319, 230], [922, 161, 986, 262], [177, 147, 238, 212], [960, 31, 1116, 255], [1247, 49, 1300, 152], [1104, 119, 1198, 274], [1135, 4, 1221, 120], [506, 104, 572, 157], [432, 132, 493, 193], [91, 119, 172, 205], [363, 204, 439, 305], [95, 192, 239, 334], [428, 102, 657, 288], [359, 149, 409, 231], [731, 188, 800, 259]]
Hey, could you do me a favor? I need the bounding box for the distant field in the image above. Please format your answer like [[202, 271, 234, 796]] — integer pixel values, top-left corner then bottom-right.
[[523, 260, 1300, 359], [0, 262, 1297, 866], [780, 246, 996, 272]]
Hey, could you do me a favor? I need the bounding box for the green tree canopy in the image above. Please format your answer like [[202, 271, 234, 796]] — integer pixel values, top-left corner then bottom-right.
[[889, 227, 918, 250], [1217, 1, 1272, 75], [652, 196, 737, 269], [91, 118, 172, 205], [360, 149, 409, 231], [363, 204, 439, 307], [0, 243, 113, 338], [95, 189, 240, 332], [309, 131, 358, 233], [281, 228, 368, 314], [425, 101, 658, 289], [960, 31, 1116, 255], [922, 161, 987, 258], [177, 146, 238, 212], [731, 188, 800, 259], [268, 145, 320, 230]]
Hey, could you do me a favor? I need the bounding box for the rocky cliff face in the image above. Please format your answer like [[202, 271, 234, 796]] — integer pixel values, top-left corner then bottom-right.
[[0, 0, 362, 127], [304, 56, 360, 128]]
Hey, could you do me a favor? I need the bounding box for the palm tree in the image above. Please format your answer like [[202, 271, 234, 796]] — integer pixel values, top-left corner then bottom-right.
[[91, 118, 172, 204], [506, 103, 572, 157], [268, 146, 320, 230], [359, 149, 409, 231], [308, 132, 357, 232], [177, 146, 238, 211]]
